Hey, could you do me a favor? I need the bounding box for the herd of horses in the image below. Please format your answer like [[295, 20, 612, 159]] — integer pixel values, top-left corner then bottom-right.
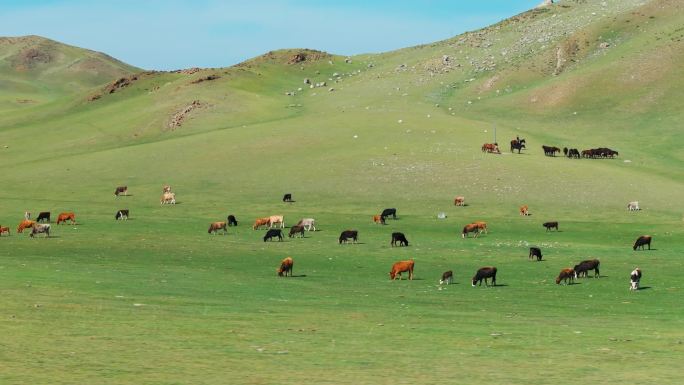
[[481, 137, 619, 159]]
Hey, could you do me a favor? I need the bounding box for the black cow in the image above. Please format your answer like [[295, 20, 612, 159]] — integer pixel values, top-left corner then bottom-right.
[[391, 232, 409, 247], [633, 235, 652, 251], [563, 147, 569, 157], [283, 193, 293, 202], [543, 221, 559, 231], [289, 225, 305, 238], [568, 148, 581, 158], [529, 247, 542, 261], [115, 209, 129, 220], [472, 266, 497, 287], [440, 270, 453, 285], [542, 145, 561, 157], [574, 259, 600, 278], [263, 229, 283, 242], [339, 230, 358, 244], [381, 208, 397, 220], [227, 215, 238, 227], [36, 212, 50, 223]]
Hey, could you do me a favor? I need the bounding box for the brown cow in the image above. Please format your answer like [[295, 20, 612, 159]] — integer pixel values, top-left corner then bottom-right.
[[253, 217, 271, 230], [372, 215, 385, 225], [17, 220, 36, 233], [277, 257, 294, 277], [556, 268, 576, 285], [473, 221, 488, 234], [519, 205, 529, 216], [481, 143, 500, 154], [633, 235, 652, 251], [56, 212, 76, 225], [454, 196, 465, 206], [208, 221, 228, 234], [389, 260, 414, 280], [0, 226, 10, 236], [289, 225, 305, 238], [462, 223, 481, 238], [114, 186, 128, 196]]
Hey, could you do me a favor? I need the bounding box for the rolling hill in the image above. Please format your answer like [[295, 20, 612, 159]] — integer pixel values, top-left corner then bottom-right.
[[1, 0, 683, 384]]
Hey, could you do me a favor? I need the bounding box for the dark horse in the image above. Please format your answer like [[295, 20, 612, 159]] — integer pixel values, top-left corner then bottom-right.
[[510, 138, 526, 154]]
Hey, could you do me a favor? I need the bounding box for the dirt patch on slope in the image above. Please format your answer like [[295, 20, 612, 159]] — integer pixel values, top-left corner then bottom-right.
[[11, 48, 51, 71]]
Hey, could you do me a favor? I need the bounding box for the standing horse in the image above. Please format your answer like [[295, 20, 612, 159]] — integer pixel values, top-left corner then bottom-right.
[[510, 138, 526, 154]]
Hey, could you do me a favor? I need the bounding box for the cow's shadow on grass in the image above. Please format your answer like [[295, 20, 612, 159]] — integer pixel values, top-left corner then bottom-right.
[[637, 286, 651, 290], [286, 274, 307, 278]]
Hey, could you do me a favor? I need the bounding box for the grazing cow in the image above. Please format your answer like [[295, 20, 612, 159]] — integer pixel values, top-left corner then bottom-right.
[[391, 232, 409, 247], [482, 143, 500, 154], [339, 230, 358, 244], [568, 148, 581, 158], [556, 268, 577, 285], [283, 193, 293, 202], [114, 186, 128, 196], [56, 212, 76, 225], [542, 145, 561, 156], [227, 215, 238, 227], [440, 270, 453, 285], [263, 229, 283, 242], [30, 223, 50, 238], [627, 201, 640, 211], [208, 221, 228, 235], [630, 268, 642, 291], [269, 215, 285, 228], [0, 226, 10, 236], [633, 235, 652, 251], [160, 192, 176, 205], [296, 218, 315, 231], [381, 208, 397, 220], [574, 259, 600, 278], [115, 209, 129, 220], [543, 221, 559, 231], [289, 225, 305, 238], [563, 147, 569, 157], [17, 220, 36, 233], [462, 223, 481, 238], [277, 257, 294, 277], [472, 267, 497, 287], [373, 215, 386, 225], [389, 260, 414, 280], [529, 247, 542, 261], [36, 212, 50, 223], [163, 185, 172, 193], [473, 221, 488, 234], [519, 205, 529, 216], [510, 139, 526, 154], [454, 196, 465, 206], [253, 217, 271, 230]]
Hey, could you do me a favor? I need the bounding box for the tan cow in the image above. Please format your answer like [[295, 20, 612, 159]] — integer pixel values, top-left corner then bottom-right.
[[160, 192, 176, 205], [269, 215, 284, 228], [454, 196, 465, 206], [519, 205, 529, 216]]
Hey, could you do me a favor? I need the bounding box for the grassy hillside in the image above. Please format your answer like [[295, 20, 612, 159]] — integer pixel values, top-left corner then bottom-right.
[[1, 0, 683, 384]]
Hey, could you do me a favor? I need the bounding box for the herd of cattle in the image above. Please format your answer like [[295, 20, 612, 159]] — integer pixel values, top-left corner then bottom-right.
[[481, 137, 619, 160], [2, 181, 652, 292]]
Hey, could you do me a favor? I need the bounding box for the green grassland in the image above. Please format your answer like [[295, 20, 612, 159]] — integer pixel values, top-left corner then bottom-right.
[[1, 0, 684, 384]]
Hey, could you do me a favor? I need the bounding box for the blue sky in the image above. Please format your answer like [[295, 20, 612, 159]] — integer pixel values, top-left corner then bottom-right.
[[0, 0, 542, 70]]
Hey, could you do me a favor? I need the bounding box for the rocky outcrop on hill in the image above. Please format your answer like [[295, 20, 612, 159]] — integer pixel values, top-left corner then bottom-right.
[[168, 100, 203, 130]]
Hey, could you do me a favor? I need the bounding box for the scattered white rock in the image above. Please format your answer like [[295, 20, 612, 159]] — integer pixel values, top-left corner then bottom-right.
[[397, 119, 403, 124]]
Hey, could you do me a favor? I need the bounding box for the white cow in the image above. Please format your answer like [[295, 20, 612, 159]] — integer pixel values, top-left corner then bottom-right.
[[630, 268, 642, 291], [627, 201, 640, 211], [30, 223, 50, 238], [296, 218, 316, 231]]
